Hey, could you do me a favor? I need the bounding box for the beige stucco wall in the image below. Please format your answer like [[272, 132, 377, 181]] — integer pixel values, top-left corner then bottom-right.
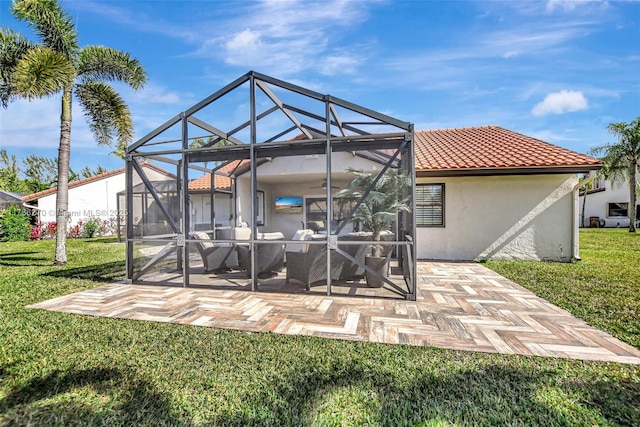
[[416, 174, 578, 262], [235, 153, 376, 238]]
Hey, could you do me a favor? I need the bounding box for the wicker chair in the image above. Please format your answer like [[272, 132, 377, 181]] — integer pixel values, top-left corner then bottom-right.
[[236, 231, 286, 276], [285, 240, 343, 290], [285, 234, 375, 290], [193, 231, 239, 272]]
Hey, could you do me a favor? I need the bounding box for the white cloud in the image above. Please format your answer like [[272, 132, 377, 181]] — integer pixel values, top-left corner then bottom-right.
[[531, 90, 589, 116], [128, 83, 184, 105], [546, 0, 598, 13], [207, 0, 371, 77], [320, 55, 360, 76], [226, 29, 263, 53], [0, 97, 85, 149]]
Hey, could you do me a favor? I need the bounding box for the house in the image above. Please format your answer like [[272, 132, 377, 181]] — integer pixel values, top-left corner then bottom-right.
[[184, 126, 601, 263], [22, 162, 175, 233], [187, 162, 234, 231], [579, 173, 639, 228], [122, 71, 601, 299]]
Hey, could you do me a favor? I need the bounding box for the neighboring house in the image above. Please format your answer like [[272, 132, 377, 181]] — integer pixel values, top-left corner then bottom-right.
[[579, 173, 639, 228], [22, 162, 175, 233], [413, 126, 600, 262], [0, 190, 25, 210]]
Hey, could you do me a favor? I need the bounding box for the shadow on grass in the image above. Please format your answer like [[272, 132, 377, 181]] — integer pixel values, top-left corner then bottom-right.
[[0, 358, 638, 425], [82, 237, 120, 244], [43, 261, 126, 283], [0, 368, 182, 425], [0, 251, 50, 267], [249, 358, 640, 426]]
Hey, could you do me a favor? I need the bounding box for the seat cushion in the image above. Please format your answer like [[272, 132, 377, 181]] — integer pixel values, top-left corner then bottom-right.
[[194, 231, 214, 248], [292, 229, 314, 241], [257, 232, 285, 240], [233, 227, 251, 240]]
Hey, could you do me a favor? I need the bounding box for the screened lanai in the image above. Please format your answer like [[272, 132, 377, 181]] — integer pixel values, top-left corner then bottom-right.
[[125, 71, 417, 300]]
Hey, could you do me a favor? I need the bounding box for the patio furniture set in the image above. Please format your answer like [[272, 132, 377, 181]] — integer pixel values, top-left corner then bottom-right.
[[193, 227, 395, 289]]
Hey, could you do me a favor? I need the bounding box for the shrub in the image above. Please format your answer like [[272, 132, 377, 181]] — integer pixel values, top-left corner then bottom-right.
[[29, 221, 43, 240], [81, 217, 102, 238], [0, 205, 31, 241], [68, 222, 82, 239], [103, 216, 120, 236], [43, 221, 56, 239]]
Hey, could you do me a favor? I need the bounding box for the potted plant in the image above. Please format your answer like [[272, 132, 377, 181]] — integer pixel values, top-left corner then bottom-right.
[[336, 168, 411, 287]]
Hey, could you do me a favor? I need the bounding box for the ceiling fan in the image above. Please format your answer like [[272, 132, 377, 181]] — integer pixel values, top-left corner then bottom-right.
[[310, 179, 340, 189]]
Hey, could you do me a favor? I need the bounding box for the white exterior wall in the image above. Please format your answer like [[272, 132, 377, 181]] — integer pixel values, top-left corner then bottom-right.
[[416, 174, 578, 262], [34, 174, 125, 226], [32, 165, 173, 231], [190, 192, 233, 229], [579, 178, 636, 228]]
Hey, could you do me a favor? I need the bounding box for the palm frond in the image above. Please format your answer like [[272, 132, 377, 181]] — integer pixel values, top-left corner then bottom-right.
[[12, 45, 74, 98], [11, 0, 78, 60], [75, 81, 133, 148], [0, 28, 37, 106], [338, 168, 411, 237], [78, 46, 147, 89]]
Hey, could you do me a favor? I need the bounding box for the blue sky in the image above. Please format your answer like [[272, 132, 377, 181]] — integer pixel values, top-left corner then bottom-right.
[[1, 0, 639, 174]]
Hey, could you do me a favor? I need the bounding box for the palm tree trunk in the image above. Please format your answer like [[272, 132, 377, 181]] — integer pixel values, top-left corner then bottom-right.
[[629, 158, 638, 233], [54, 87, 72, 265]]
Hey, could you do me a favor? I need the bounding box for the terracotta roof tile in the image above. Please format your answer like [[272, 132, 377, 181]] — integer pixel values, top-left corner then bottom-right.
[[188, 160, 242, 191], [414, 126, 600, 172], [188, 173, 231, 191]]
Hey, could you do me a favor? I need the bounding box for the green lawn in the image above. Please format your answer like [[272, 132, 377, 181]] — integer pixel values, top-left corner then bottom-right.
[[1, 234, 639, 426], [486, 229, 640, 349]]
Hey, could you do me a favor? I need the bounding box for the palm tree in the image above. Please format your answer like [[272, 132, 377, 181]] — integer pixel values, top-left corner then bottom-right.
[[1, 0, 146, 264], [591, 116, 640, 233], [189, 136, 234, 169], [337, 168, 411, 257]]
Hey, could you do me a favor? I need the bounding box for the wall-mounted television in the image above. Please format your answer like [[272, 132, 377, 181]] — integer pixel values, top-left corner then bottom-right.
[[275, 196, 303, 214]]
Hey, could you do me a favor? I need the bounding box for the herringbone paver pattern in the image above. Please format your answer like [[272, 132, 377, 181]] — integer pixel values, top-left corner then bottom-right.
[[29, 261, 640, 364]]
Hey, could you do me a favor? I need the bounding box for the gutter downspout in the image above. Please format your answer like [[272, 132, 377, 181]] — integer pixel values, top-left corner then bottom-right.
[[572, 174, 596, 261], [22, 202, 41, 211]]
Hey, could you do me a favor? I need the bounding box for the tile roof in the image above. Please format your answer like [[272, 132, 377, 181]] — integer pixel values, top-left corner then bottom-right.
[[22, 162, 173, 202], [414, 126, 601, 174], [188, 160, 242, 191], [188, 172, 232, 191]]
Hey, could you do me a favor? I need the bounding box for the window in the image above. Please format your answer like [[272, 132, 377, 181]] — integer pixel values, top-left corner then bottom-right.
[[416, 184, 444, 227], [304, 196, 356, 231], [607, 202, 640, 219], [608, 202, 628, 217]]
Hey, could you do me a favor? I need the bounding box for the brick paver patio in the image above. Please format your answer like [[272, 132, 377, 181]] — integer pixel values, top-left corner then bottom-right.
[[29, 261, 640, 364]]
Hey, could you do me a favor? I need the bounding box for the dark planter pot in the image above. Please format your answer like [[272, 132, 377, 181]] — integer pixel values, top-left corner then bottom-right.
[[365, 255, 388, 288]]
